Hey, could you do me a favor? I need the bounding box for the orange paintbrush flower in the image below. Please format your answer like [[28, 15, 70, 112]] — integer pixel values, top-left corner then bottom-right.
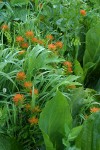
[[28, 117, 38, 124], [34, 88, 39, 95], [32, 106, 41, 113], [1, 24, 9, 31], [16, 36, 24, 43], [48, 43, 56, 51], [46, 34, 54, 40], [55, 41, 63, 49], [21, 42, 29, 48], [63, 61, 72, 68], [16, 71, 26, 80], [25, 31, 34, 38], [38, 39, 44, 45], [30, 88, 39, 95], [90, 107, 100, 113], [24, 81, 33, 89], [25, 104, 31, 111], [13, 93, 24, 104], [67, 67, 73, 73], [80, 10, 86, 16], [31, 37, 38, 43]]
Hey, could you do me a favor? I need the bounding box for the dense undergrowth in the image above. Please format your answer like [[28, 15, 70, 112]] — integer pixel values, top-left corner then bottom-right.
[[0, 0, 100, 150]]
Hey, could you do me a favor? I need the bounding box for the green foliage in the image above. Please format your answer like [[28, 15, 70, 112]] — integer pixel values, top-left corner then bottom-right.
[[24, 45, 64, 80], [76, 112, 100, 150], [83, 23, 100, 88], [0, 134, 23, 150], [39, 90, 72, 150], [74, 60, 84, 83], [83, 23, 100, 68], [0, 0, 100, 149], [10, 0, 30, 5], [68, 126, 82, 142], [90, 0, 100, 6]]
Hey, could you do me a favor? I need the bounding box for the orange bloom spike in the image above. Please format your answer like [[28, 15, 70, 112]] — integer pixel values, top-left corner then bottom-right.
[[46, 35, 54, 40], [80, 10, 86, 16], [28, 117, 38, 124], [38, 40, 44, 45], [90, 107, 100, 113], [21, 42, 29, 48], [25, 104, 31, 111], [25, 31, 34, 38], [13, 94, 24, 104], [48, 44, 56, 51], [63, 61, 72, 68], [31, 37, 38, 43], [16, 36, 24, 43], [67, 67, 73, 73], [55, 41, 63, 49], [34, 88, 39, 95], [1, 24, 9, 31], [16, 71, 26, 80], [24, 81, 32, 89], [32, 106, 41, 113]]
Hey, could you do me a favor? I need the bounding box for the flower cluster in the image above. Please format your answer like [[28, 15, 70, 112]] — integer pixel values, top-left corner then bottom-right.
[[13, 93, 24, 105], [63, 61, 73, 73], [16, 71, 26, 80], [90, 107, 100, 113], [1, 24, 9, 31], [80, 10, 86, 16], [28, 117, 38, 125]]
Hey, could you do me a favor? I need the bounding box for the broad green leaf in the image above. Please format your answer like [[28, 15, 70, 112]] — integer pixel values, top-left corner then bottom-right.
[[39, 90, 72, 150], [74, 60, 84, 83], [68, 126, 82, 141], [42, 131, 56, 150], [76, 112, 100, 150], [13, 8, 28, 22], [83, 23, 100, 88], [83, 23, 100, 67], [69, 87, 85, 120]]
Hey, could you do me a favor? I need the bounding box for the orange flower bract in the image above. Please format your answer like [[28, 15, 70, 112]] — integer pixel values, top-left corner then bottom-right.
[[25, 104, 31, 111], [32, 106, 41, 113], [38, 40, 44, 45], [80, 10, 86, 16], [13, 94, 24, 104], [25, 31, 34, 38], [16, 71, 26, 80], [90, 107, 100, 113], [67, 67, 73, 73], [28, 117, 38, 124], [63, 61, 72, 68], [16, 36, 24, 43], [55, 41, 63, 49], [24, 81, 32, 89], [31, 37, 38, 43], [21, 42, 29, 48], [34, 88, 39, 95], [46, 35, 54, 40], [1, 24, 9, 31], [48, 44, 56, 51]]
